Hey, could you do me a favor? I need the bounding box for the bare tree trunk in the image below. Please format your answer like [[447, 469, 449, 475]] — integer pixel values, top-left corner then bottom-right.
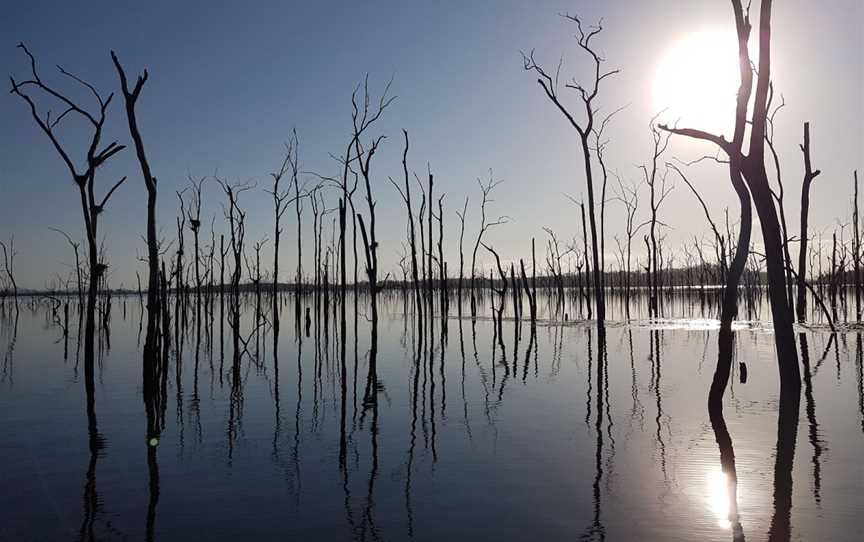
[[661, 0, 800, 391], [523, 17, 616, 326], [112, 52, 160, 352], [457, 197, 468, 312], [796, 122, 821, 323], [854, 171, 861, 320], [710, 167, 752, 408], [580, 202, 592, 320], [437, 194, 446, 315], [428, 172, 434, 319], [0, 238, 18, 312]]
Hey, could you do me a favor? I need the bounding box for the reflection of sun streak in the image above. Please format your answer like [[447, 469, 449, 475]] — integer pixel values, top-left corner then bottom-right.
[[706, 468, 736, 529]]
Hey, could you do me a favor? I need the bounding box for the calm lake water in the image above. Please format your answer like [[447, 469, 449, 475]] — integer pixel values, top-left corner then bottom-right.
[[1, 291, 862, 541]]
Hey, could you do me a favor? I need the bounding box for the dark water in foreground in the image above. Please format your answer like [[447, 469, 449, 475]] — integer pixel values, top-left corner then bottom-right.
[[1, 292, 863, 541]]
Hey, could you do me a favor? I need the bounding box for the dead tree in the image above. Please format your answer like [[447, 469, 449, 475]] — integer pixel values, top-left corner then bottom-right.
[[111, 51, 163, 353], [310, 185, 323, 293], [523, 14, 619, 325], [795, 122, 822, 323], [668, 164, 727, 281], [579, 201, 592, 318], [294, 166, 308, 323], [184, 175, 207, 295], [642, 117, 673, 317], [482, 242, 508, 337], [0, 237, 18, 309], [543, 227, 572, 304], [11, 43, 127, 365], [356, 134, 386, 324], [469, 173, 509, 316], [389, 130, 422, 331], [174, 191, 187, 306], [427, 170, 435, 317], [661, 0, 801, 391], [436, 193, 447, 314], [339, 76, 395, 309], [456, 196, 469, 308], [854, 171, 861, 320], [49, 227, 84, 306], [593, 105, 626, 287], [764, 91, 796, 312], [269, 129, 301, 329], [519, 238, 538, 324], [218, 179, 252, 340], [612, 174, 644, 314]]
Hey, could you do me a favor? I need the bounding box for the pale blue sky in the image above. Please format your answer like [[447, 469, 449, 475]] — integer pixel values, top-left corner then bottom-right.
[[1, 0, 861, 289]]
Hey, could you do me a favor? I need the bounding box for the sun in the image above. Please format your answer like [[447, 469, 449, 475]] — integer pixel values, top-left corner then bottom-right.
[[653, 30, 741, 134]]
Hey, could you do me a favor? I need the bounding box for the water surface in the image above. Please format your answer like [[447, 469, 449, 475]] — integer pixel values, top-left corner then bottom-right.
[[1, 292, 862, 541]]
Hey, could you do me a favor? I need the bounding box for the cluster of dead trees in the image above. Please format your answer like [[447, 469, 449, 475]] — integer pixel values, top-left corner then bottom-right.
[[9, 0, 864, 408]]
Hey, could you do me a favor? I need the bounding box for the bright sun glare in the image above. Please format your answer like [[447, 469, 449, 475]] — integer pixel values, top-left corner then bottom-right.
[[707, 468, 733, 529], [654, 30, 741, 134]]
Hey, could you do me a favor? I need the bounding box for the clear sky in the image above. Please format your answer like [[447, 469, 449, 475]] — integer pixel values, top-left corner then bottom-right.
[[1, 0, 861, 289]]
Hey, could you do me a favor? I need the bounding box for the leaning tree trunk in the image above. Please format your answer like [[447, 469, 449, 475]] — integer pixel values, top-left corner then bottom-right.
[[709, 166, 752, 409]]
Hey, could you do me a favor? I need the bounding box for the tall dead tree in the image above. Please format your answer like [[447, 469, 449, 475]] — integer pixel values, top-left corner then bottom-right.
[[218, 179, 251, 338], [346, 77, 392, 331], [389, 130, 422, 332], [764, 91, 796, 312], [642, 117, 673, 318], [0, 237, 17, 310], [612, 174, 644, 315], [469, 173, 508, 316], [184, 175, 207, 295], [436, 193, 447, 314], [111, 51, 161, 353], [523, 14, 619, 326], [661, 0, 801, 391], [853, 171, 861, 320], [12, 43, 127, 365], [795, 122, 821, 323], [294, 169, 308, 324], [456, 196, 469, 308], [269, 129, 301, 330], [356, 134, 386, 324], [519, 238, 538, 324], [427, 170, 434, 317], [593, 105, 625, 288], [339, 76, 395, 309]]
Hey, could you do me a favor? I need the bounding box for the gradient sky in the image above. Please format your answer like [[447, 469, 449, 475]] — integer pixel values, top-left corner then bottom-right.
[[1, 0, 861, 289]]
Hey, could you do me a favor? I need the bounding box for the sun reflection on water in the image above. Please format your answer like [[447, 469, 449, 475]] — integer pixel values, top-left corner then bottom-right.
[[706, 468, 733, 529]]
